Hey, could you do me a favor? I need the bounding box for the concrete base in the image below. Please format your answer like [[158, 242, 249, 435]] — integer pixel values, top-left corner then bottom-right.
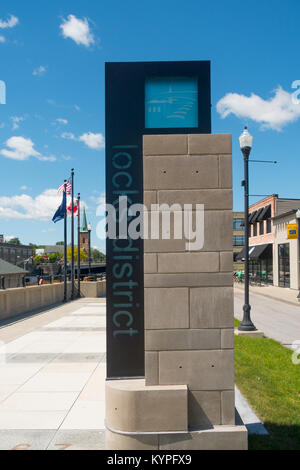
[[105, 379, 248, 450], [235, 329, 264, 338], [105, 424, 248, 450]]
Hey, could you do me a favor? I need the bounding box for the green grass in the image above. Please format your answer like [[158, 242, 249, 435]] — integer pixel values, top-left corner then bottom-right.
[[234, 329, 300, 450]]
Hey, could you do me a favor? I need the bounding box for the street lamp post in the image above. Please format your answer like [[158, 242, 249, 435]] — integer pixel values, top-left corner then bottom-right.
[[88, 223, 92, 275], [238, 127, 257, 332]]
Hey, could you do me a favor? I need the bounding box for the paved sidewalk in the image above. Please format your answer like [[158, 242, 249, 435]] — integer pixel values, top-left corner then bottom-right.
[[235, 283, 300, 306], [0, 299, 106, 450], [235, 288, 300, 348]]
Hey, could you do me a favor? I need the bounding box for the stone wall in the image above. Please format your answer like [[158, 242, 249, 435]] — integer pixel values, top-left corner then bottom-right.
[[143, 133, 235, 428], [0, 280, 106, 322]]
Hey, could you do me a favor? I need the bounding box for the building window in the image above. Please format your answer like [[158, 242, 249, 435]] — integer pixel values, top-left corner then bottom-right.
[[233, 236, 245, 247], [266, 219, 271, 233], [259, 221, 264, 235], [278, 244, 290, 288], [233, 218, 244, 230], [253, 224, 257, 237], [82, 238, 85, 244]]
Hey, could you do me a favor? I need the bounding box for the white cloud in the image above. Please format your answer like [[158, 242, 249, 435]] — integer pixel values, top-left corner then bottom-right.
[[90, 192, 105, 205], [56, 118, 68, 125], [0, 189, 87, 221], [0, 36, 5, 43], [61, 131, 105, 149], [11, 116, 25, 130], [79, 132, 105, 149], [1, 136, 56, 162], [20, 185, 30, 191], [61, 131, 75, 140], [33, 65, 47, 76], [60, 14, 95, 47], [62, 155, 72, 161], [5, 235, 17, 242], [216, 86, 300, 131], [0, 15, 19, 29]]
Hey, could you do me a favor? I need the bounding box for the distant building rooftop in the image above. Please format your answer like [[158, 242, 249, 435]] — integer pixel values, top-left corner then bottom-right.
[[0, 258, 28, 275]]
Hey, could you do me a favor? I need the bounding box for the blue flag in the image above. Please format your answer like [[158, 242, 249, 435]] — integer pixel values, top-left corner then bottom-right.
[[52, 191, 66, 223]]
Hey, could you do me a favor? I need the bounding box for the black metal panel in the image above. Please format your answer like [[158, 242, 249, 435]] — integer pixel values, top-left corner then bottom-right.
[[105, 61, 211, 379]]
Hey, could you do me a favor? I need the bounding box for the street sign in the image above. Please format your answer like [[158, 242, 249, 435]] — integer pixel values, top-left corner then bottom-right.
[[287, 223, 298, 239], [105, 61, 211, 379]]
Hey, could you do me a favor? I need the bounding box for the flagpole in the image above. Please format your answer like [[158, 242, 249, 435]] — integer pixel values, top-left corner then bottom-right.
[[71, 169, 75, 301], [77, 193, 81, 298], [63, 180, 68, 303]]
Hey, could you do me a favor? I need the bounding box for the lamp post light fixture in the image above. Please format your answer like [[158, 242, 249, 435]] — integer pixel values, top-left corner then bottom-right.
[[238, 127, 257, 332], [88, 223, 92, 275]]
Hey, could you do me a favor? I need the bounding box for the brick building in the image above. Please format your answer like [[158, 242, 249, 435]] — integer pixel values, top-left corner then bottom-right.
[[80, 207, 91, 255], [0, 241, 34, 268], [237, 194, 300, 287]]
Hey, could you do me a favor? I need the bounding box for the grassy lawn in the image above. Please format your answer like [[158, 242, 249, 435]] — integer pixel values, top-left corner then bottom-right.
[[234, 321, 300, 450]]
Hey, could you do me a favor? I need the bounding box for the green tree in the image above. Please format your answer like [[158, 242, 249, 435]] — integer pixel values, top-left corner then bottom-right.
[[64, 247, 88, 262], [48, 253, 61, 263], [33, 255, 46, 264], [7, 237, 21, 245], [91, 248, 106, 263], [56, 241, 64, 246]]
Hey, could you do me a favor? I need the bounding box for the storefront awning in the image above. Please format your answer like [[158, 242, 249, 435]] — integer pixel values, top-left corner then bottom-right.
[[248, 211, 257, 224], [251, 208, 264, 224], [236, 244, 272, 261], [257, 205, 271, 221]]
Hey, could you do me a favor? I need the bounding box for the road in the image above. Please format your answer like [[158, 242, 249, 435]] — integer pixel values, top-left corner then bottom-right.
[[235, 289, 300, 348]]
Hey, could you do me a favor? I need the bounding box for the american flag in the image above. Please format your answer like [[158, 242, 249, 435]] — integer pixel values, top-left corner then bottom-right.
[[58, 179, 72, 195]]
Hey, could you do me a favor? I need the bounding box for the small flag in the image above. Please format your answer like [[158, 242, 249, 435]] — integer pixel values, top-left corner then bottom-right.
[[67, 199, 79, 217], [58, 179, 71, 195], [52, 192, 67, 223]]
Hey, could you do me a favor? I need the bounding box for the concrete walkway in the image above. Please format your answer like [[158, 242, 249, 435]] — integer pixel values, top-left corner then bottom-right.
[[235, 283, 300, 307], [235, 287, 300, 349], [0, 299, 106, 450]]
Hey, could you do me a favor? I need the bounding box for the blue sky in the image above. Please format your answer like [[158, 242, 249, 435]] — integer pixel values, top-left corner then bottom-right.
[[0, 0, 300, 252]]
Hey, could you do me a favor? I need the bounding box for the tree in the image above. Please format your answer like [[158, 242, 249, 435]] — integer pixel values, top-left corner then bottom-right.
[[64, 247, 88, 262], [91, 248, 106, 263], [33, 255, 46, 264], [48, 253, 61, 263], [7, 237, 21, 245], [56, 241, 64, 246]]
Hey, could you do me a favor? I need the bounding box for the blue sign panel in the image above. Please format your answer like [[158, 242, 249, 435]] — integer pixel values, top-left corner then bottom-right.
[[145, 77, 198, 129]]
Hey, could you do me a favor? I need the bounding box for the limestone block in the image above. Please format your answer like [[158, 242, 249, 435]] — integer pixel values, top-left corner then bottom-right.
[[144, 254, 158, 273], [144, 155, 219, 190], [159, 350, 235, 390], [219, 155, 232, 189], [188, 134, 232, 155], [106, 429, 158, 450], [159, 425, 248, 450], [146, 329, 221, 351], [189, 391, 221, 427], [221, 390, 235, 425], [157, 252, 219, 273], [144, 273, 233, 288], [220, 251, 233, 272], [190, 287, 234, 329], [145, 288, 189, 329], [145, 351, 159, 386], [158, 189, 232, 210], [203, 211, 233, 251], [221, 329, 234, 349], [143, 134, 188, 156], [106, 379, 188, 433]]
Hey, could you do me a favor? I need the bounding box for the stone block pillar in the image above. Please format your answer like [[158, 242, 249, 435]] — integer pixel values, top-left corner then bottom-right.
[[105, 134, 247, 450]]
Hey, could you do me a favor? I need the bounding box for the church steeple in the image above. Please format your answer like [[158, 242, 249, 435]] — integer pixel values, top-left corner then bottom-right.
[[81, 207, 88, 233]]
